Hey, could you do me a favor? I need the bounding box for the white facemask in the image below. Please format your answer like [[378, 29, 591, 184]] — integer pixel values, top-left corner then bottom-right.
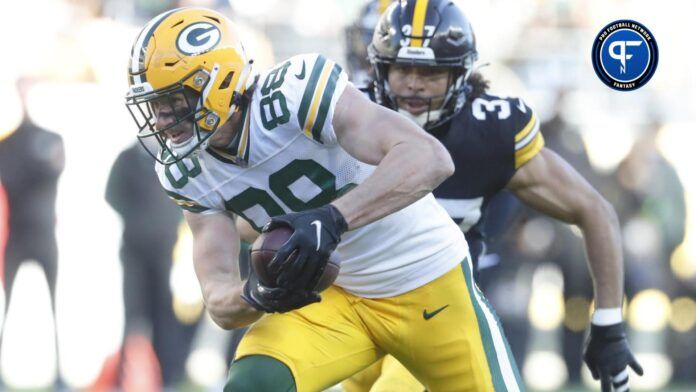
[[398, 108, 441, 128]]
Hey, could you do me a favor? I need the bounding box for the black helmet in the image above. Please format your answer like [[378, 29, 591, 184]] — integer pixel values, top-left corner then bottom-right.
[[344, 0, 394, 85], [368, 0, 478, 130]]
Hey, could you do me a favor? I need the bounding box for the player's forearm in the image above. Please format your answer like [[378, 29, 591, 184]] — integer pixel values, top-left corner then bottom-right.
[[203, 280, 263, 329], [578, 195, 624, 309], [332, 138, 454, 229], [192, 235, 263, 329]]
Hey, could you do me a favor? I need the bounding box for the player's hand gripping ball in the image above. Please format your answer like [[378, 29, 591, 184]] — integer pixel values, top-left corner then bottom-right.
[[251, 226, 341, 292]]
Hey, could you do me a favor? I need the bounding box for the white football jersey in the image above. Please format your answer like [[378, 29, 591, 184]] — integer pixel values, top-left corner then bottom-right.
[[157, 54, 468, 298]]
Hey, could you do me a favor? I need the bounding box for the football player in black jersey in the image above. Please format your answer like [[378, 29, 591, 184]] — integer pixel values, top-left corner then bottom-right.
[[345, 1, 644, 391]]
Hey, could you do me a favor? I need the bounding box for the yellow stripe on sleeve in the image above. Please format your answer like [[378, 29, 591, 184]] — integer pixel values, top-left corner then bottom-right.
[[378, 0, 391, 13], [514, 113, 537, 143], [515, 132, 545, 169], [303, 61, 334, 138], [410, 0, 428, 47]]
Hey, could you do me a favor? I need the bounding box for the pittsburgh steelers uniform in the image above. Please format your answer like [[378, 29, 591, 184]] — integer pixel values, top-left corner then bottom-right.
[[157, 54, 521, 391], [431, 93, 543, 270]]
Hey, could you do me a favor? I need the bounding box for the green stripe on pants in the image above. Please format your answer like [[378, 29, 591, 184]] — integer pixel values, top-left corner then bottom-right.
[[460, 258, 523, 391]]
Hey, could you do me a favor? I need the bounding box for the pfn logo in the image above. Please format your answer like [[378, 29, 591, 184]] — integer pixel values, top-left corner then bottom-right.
[[592, 20, 658, 91], [608, 40, 642, 74]]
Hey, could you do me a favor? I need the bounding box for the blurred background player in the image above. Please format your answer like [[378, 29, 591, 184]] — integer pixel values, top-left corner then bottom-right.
[[0, 178, 7, 328], [92, 139, 200, 391], [345, 1, 643, 391], [0, 79, 65, 389], [344, 0, 393, 85]]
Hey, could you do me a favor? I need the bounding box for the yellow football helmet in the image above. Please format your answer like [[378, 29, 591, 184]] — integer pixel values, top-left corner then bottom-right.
[[125, 7, 253, 163]]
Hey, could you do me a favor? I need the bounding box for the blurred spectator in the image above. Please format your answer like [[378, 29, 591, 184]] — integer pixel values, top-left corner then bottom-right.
[[541, 90, 598, 182], [102, 0, 178, 23], [609, 123, 690, 382], [611, 123, 685, 293], [344, 0, 393, 85], [0, 178, 7, 299], [95, 141, 199, 390], [0, 80, 65, 389], [100, 0, 232, 23]]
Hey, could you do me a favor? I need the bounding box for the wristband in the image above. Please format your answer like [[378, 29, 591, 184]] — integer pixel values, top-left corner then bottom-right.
[[592, 307, 623, 326]]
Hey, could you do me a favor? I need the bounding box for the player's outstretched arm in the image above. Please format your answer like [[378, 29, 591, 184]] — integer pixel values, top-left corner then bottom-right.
[[330, 84, 454, 229], [506, 147, 643, 391], [185, 211, 263, 329], [506, 147, 623, 308]]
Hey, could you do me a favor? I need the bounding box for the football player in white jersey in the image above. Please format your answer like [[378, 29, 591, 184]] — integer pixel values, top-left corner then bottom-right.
[[125, 7, 523, 392]]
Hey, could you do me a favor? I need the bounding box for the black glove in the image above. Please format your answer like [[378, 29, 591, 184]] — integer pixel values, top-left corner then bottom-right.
[[241, 266, 321, 313], [264, 204, 348, 291], [583, 322, 644, 392]]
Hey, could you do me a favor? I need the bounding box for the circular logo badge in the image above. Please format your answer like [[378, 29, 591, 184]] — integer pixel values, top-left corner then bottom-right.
[[591, 20, 658, 91], [176, 22, 221, 56]]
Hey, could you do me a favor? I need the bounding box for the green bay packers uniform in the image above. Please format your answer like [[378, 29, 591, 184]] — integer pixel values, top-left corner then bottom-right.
[[125, 6, 521, 392], [158, 53, 468, 298], [158, 53, 520, 391]]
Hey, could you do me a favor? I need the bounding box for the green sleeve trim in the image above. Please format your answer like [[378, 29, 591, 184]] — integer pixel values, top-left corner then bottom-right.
[[311, 63, 343, 142], [297, 55, 327, 129]]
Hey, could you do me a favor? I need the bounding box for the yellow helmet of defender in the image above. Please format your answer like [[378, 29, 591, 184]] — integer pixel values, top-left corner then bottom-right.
[[125, 7, 254, 163]]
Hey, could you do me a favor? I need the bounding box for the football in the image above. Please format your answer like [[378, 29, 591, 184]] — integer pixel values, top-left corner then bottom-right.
[[250, 227, 340, 292]]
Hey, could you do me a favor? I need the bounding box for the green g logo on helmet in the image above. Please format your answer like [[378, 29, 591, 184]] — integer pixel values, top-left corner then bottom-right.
[[176, 22, 221, 56]]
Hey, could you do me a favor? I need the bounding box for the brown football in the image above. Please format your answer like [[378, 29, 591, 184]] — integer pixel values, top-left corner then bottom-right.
[[250, 227, 340, 292]]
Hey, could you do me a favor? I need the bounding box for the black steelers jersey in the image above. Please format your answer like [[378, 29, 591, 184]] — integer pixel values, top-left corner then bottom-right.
[[429, 93, 544, 266], [364, 86, 545, 269], [429, 93, 543, 229]]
